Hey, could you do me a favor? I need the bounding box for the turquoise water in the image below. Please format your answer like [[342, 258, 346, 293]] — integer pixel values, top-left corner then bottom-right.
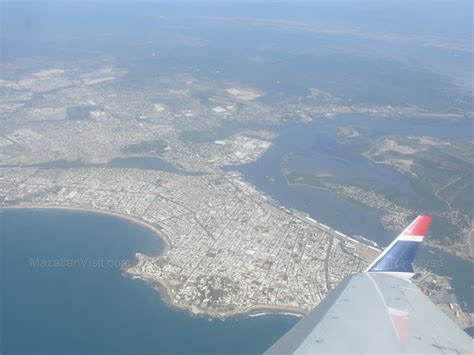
[[1, 209, 298, 355]]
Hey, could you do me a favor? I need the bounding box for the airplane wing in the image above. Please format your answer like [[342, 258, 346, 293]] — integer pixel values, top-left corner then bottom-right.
[[265, 215, 473, 354]]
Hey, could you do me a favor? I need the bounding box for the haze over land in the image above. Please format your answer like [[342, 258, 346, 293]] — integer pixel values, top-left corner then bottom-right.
[[1, 0, 472, 328]]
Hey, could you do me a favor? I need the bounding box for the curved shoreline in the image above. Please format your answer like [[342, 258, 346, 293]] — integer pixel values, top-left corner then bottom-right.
[[128, 271, 307, 320], [285, 176, 473, 262], [2, 204, 307, 319], [0, 204, 171, 256]]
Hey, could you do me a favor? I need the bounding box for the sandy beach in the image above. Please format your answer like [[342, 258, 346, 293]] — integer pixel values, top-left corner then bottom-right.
[[0, 204, 171, 255], [2, 203, 309, 320]]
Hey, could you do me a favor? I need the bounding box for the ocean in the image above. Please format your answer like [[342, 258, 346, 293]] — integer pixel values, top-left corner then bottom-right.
[[1, 209, 298, 355], [2, 115, 473, 354]]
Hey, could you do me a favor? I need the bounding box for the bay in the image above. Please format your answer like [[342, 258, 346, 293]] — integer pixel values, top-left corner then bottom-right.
[[1, 209, 298, 355], [232, 115, 474, 312]]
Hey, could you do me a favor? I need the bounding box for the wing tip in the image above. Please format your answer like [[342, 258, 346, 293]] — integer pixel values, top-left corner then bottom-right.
[[366, 214, 432, 274], [404, 214, 432, 238]]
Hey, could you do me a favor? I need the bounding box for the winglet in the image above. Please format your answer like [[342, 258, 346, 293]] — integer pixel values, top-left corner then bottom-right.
[[365, 215, 432, 275]]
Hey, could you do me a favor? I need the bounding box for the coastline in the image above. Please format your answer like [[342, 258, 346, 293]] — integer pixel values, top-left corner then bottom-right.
[[2, 203, 307, 320], [428, 241, 474, 263], [0, 204, 171, 256], [127, 270, 308, 320], [284, 176, 474, 262]]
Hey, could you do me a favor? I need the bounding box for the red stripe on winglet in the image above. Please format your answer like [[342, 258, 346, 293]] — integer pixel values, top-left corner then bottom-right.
[[405, 215, 432, 237]]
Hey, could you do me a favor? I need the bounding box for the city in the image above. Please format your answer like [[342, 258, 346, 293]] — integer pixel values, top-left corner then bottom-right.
[[1, 63, 471, 329]]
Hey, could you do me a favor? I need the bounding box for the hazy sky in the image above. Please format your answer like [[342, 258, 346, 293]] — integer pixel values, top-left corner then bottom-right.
[[2, 0, 471, 3]]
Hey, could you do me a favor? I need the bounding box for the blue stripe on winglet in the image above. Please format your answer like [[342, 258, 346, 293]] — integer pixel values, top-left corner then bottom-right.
[[369, 241, 420, 273]]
